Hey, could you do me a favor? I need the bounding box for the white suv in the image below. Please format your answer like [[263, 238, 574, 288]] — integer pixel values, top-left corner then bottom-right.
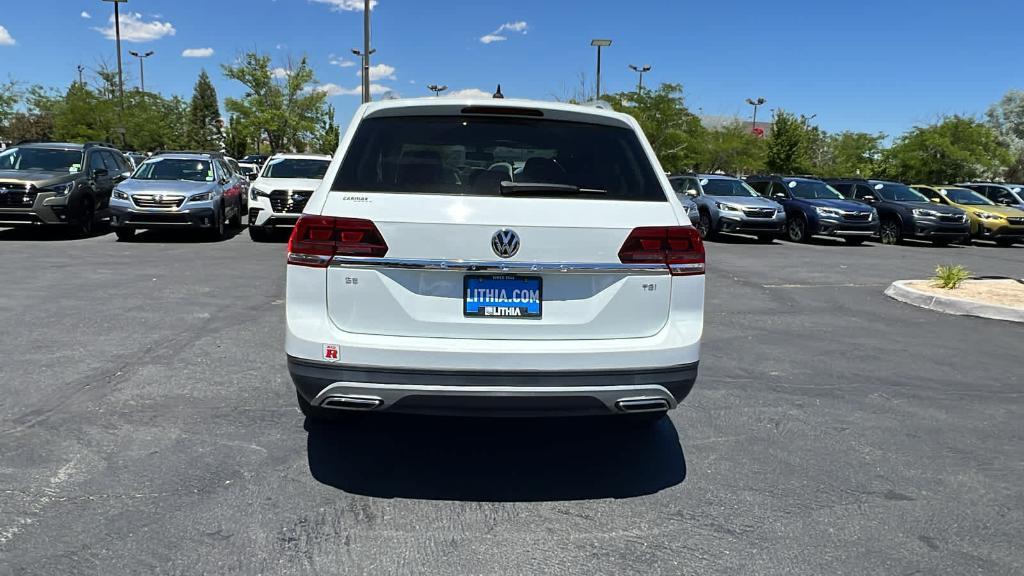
[[247, 153, 332, 240], [286, 99, 705, 421]]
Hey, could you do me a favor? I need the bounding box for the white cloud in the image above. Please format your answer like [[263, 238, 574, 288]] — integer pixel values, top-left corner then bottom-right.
[[313, 83, 389, 97], [445, 88, 492, 99], [94, 12, 175, 43], [80, 11, 91, 19], [310, 0, 377, 11], [275, 43, 285, 50], [357, 63, 396, 81], [271, 67, 291, 79], [480, 21, 528, 44], [0, 25, 14, 46], [328, 55, 355, 68], [182, 47, 214, 58]]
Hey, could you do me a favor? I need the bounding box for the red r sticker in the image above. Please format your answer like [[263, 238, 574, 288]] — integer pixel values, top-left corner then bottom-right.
[[323, 344, 340, 362]]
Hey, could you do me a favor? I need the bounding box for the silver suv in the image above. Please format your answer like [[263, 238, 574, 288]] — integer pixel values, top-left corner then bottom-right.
[[109, 152, 245, 241], [670, 174, 786, 242]]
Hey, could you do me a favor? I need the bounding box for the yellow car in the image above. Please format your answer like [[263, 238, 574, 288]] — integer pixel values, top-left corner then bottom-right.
[[912, 185, 1024, 246]]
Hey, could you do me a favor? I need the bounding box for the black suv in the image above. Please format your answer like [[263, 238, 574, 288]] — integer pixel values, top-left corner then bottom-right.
[[0, 141, 131, 235], [828, 179, 970, 246]]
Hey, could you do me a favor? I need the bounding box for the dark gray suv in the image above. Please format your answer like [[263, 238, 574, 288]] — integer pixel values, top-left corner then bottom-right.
[[0, 142, 130, 235]]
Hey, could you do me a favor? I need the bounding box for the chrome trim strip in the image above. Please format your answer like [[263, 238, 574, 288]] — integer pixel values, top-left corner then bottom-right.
[[329, 256, 671, 274]]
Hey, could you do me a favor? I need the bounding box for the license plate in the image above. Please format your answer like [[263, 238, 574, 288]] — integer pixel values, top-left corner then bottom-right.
[[464, 275, 542, 319]]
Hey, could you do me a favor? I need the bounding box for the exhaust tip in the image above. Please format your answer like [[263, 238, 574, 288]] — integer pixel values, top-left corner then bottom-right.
[[616, 398, 670, 413], [321, 396, 382, 411]]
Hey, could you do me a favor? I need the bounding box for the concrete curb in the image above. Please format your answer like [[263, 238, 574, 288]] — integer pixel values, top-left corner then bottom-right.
[[884, 280, 1024, 323]]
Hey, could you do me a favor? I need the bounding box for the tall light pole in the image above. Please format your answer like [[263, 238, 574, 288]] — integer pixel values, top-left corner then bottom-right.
[[102, 0, 128, 109], [350, 0, 375, 104], [128, 50, 154, 93], [590, 39, 612, 99], [746, 97, 767, 135], [77, 65, 85, 86], [628, 64, 651, 94], [427, 84, 448, 97]]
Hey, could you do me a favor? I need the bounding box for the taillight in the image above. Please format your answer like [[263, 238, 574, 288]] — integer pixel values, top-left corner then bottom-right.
[[618, 226, 705, 276], [287, 216, 388, 267]]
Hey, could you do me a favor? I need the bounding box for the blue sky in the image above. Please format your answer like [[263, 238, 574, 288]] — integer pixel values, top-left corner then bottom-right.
[[1, 0, 1022, 138]]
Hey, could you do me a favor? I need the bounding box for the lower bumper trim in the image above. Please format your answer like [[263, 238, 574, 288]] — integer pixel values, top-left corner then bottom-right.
[[288, 356, 698, 416]]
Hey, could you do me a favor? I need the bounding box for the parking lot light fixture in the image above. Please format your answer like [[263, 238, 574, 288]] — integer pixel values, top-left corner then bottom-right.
[[427, 84, 448, 97], [590, 39, 612, 99], [127, 50, 154, 93], [102, 0, 128, 109], [628, 64, 652, 94], [746, 97, 767, 135]]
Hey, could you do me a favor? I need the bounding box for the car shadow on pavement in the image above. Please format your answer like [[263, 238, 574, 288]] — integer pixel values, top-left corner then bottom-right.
[[305, 414, 687, 501], [122, 226, 246, 243], [0, 226, 110, 241]]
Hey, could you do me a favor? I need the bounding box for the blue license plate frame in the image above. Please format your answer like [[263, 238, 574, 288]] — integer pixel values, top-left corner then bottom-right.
[[463, 275, 543, 319]]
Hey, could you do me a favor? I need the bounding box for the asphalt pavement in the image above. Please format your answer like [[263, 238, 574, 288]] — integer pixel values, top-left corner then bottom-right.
[[0, 226, 1021, 575]]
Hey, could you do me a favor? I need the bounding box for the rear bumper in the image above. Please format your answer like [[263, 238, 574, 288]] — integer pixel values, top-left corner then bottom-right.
[[289, 356, 698, 416], [110, 205, 216, 229]]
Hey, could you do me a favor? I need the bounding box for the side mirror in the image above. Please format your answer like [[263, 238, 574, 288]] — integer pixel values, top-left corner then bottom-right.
[[861, 195, 876, 203], [120, 171, 132, 179], [92, 168, 109, 179], [930, 197, 940, 203], [772, 193, 786, 200], [247, 172, 257, 181], [686, 189, 698, 197], [998, 198, 1013, 206]]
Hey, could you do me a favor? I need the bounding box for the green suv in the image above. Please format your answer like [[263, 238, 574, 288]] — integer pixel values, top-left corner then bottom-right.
[[0, 142, 131, 235]]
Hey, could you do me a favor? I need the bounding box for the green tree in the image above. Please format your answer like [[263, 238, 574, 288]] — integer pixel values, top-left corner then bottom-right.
[[186, 70, 221, 150], [986, 90, 1024, 180], [696, 121, 765, 175], [765, 110, 812, 174], [603, 83, 703, 172], [817, 131, 885, 177], [0, 79, 18, 136], [222, 53, 329, 152], [223, 113, 252, 159], [313, 103, 340, 155], [879, 116, 1011, 183]]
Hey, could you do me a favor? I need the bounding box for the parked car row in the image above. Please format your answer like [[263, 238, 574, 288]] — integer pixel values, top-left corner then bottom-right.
[[0, 141, 333, 242], [669, 173, 1024, 247]]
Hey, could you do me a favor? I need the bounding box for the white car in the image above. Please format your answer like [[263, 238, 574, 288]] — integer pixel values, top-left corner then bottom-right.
[[285, 98, 705, 422], [247, 153, 332, 240]]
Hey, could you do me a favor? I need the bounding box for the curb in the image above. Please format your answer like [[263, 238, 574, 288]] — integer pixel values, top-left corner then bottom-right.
[[884, 280, 1024, 323]]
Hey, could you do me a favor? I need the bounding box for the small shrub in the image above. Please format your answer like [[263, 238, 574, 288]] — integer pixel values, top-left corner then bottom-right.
[[932, 264, 971, 290]]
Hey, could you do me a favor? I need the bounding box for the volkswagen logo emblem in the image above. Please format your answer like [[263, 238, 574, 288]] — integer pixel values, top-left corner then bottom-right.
[[491, 229, 520, 259]]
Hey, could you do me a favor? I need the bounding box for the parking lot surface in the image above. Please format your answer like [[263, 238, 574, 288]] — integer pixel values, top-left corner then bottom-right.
[[1, 228, 1021, 575]]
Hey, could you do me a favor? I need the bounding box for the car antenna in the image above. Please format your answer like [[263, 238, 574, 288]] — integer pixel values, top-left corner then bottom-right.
[[493, 84, 504, 99]]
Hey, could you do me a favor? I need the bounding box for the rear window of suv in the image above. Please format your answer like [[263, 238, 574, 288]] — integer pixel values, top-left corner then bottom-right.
[[331, 116, 667, 201]]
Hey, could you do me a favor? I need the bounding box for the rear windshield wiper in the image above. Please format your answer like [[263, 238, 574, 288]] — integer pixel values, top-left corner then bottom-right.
[[499, 181, 607, 196]]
